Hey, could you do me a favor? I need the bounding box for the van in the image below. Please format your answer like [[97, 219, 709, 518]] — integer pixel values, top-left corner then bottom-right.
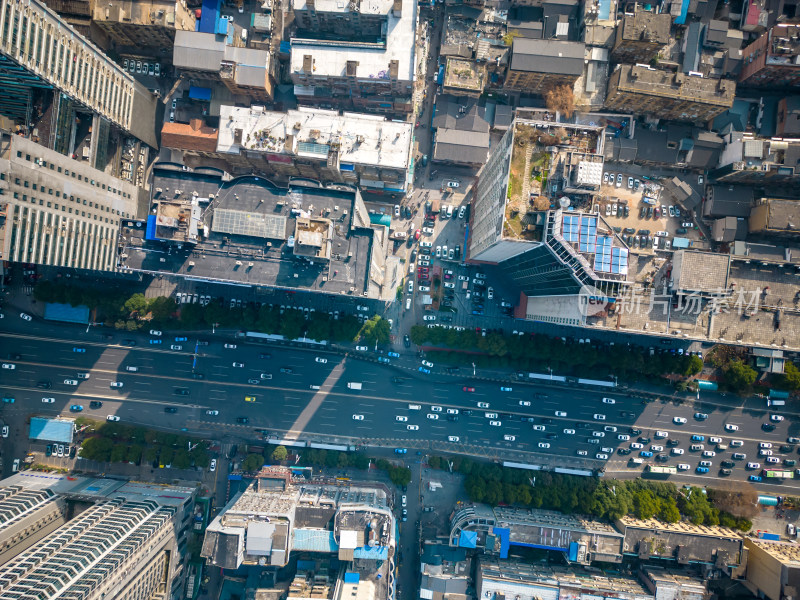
[[768, 399, 786, 407], [125, 366, 138, 372], [241, 28, 248, 41], [716, 443, 728, 451], [408, 404, 421, 410], [629, 457, 643, 465], [309, 385, 320, 390], [405, 298, 411, 310], [446, 205, 453, 218]]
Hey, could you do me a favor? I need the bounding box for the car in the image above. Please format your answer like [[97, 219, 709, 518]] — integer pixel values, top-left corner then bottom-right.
[[355, 345, 368, 351], [149, 339, 162, 345], [245, 396, 256, 402], [42, 397, 55, 403], [771, 414, 785, 422], [72, 347, 86, 353], [69, 405, 83, 412], [538, 442, 551, 449], [232, 362, 245, 368], [110, 382, 123, 388], [725, 424, 739, 432], [696, 467, 709, 474], [423, 315, 436, 322], [671, 448, 684, 455], [477, 402, 490, 408], [732, 452, 747, 460], [500, 387, 513, 392], [694, 412, 708, 420], [206, 410, 220, 416], [747, 462, 761, 470], [422, 360, 434, 368], [760, 449, 773, 456], [237, 417, 249, 424], [407, 424, 419, 431], [763, 422, 777, 432], [602, 397, 615, 404], [651, 445, 664, 452], [315, 357, 328, 363], [618, 448, 631, 455], [89, 401, 103, 409], [504, 435, 516, 442], [106, 415, 120, 422], [352, 414, 364, 421], [1, 363, 15, 370], [766, 456, 781, 464], [489, 420, 502, 427], [618, 434, 630, 441], [170, 345, 183, 350], [387, 352, 400, 359], [419, 367, 431, 374], [20, 312, 32, 321], [640, 451, 653, 458], [63, 379, 78, 386], [164, 407, 178, 413], [532, 425, 546, 432], [616, 174, 623, 187], [788, 437, 800, 444], [703, 450, 716, 458], [555, 411, 568, 417], [749, 475, 763, 482], [673, 417, 687, 424], [691, 434, 705, 442], [173, 388, 190, 396], [596, 453, 609, 460], [210, 459, 217, 472], [519, 400, 532, 407], [593, 414, 606, 420], [760, 442, 773, 449], [592, 431, 605, 438], [174, 336, 188, 342], [395, 416, 408, 422], [709, 436, 722, 444], [628, 177, 634, 189]]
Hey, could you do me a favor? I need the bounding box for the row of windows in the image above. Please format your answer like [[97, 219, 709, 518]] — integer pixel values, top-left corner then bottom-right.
[[10, 192, 121, 224], [15, 150, 132, 199]]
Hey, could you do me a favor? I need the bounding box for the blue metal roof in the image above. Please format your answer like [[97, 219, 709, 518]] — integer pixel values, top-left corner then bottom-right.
[[189, 86, 213, 101], [44, 303, 90, 325], [292, 529, 338, 552], [353, 545, 388, 560], [29, 417, 74, 444]]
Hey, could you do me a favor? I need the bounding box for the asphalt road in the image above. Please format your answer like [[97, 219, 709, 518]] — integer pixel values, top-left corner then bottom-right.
[[2, 312, 800, 492]]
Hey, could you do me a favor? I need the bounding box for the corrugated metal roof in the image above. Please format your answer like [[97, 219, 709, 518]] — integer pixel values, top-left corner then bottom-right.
[[743, 139, 765, 159], [173, 31, 225, 72], [29, 417, 74, 444], [292, 528, 337, 552]]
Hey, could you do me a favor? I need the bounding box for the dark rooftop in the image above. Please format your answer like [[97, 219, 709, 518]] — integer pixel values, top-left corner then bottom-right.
[[509, 39, 584, 75]]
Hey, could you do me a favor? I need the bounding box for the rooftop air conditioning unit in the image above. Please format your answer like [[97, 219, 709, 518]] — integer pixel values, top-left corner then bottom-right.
[[349, 287, 356, 292]]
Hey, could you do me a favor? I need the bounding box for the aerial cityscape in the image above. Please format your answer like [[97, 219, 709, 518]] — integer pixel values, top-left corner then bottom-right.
[[2, 0, 800, 598]]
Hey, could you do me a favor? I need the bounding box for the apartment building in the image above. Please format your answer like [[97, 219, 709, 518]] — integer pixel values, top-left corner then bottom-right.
[[604, 64, 735, 123], [0, 0, 158, 148], [292, 0, 389, 39], [0, 474, 196, 600], [739, 24, 800, 89], [504, 39, 585, 94], [93, 0, 196, 49], [611, 9, 672, 64], [712, 130, 800, 187], [289, 0, 416, 115], [0, 132, 140, 271]]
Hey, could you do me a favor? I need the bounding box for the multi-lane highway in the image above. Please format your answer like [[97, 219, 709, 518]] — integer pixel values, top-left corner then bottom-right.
[[1, 317, 799, 490]]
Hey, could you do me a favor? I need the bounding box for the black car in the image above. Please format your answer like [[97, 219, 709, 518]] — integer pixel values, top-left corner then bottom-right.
[[545, 433, 559, 440], [36, 381, 52, 389], [164, 407, 178, 413], [69, 446, 76, 459], [121, 339, 137, 346], [447, 415, 459, 422], [630, 428, 642, 435], [462, 409, 473, 416], [237, 417, 249, 424], [403, 335, 411, 348], [280, 367, 293, 374], [174, 388, 190, 396], [197, 340, 209, 346], [667, 439, 680, 447], [762, 423, 776, 432], [785, 459, 797, 467], [655, 454, 669, 463], [444, 366, 459, 374], [259, 353, 272, 359], [191, 373, 205, 380], [781, 445, 794, 453], [720, 460, 735, 468], [228, 444, 238, 459], [89, 401, 103, 409], [7, 353, 21, 360], [541, 418, 553, 425], [391, 377, 406, 383], [617, 448, 631, 455], [638, 436, 651, 444]]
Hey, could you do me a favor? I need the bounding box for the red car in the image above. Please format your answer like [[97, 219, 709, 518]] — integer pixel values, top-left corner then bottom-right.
[[463, 386, 475, 392], [444, 273, 452, 279], [418, 267, 429, 273], [414, 229, 421, 240]]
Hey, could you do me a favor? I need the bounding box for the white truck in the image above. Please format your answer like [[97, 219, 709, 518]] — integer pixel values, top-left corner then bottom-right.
[[347, 382, 362, 390]]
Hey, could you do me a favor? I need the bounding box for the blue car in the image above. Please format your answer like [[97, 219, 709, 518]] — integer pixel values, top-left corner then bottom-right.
[[691, 434, 705, 442], [394, 448, 407, 454], [640, 451, 653, 458], [419, 367, 430, 374], [69, 405, 83, 412], [471, 310, 484, 316], [696, 467, 709, 474], [2, 397, 14, 403], [378, 357, 390, 364], [175, 336, 188, 342], [72, 347, 86, 353], [149, 339, 162, 345], [749, 475, 762, 482], [388, 352, 400, 358]]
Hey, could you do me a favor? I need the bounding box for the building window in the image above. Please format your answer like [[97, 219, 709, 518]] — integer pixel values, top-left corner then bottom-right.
[[16, 151, 21, 158], [23, 181, 29, 188], [25, 154, 30, 161]]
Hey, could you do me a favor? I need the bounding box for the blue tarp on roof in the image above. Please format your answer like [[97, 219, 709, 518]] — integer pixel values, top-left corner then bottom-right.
[[198, 0, 219, 33], [672, 237, 691, 249], [353, 545, 388, 560], [29, 417, 74, 443], [492, 527, 511, 558], [146, 214, 159, 240], [292, 529, 338, 552], [217, 17, 230, 35], [189, 86, 212, 101], [437, 64, 444, 85], [458, 530, 477, 548], [369, 213, 392, 227], [43, 303, 90, 325], [674, 0, 690, 24], [344, 572, 360, 583]]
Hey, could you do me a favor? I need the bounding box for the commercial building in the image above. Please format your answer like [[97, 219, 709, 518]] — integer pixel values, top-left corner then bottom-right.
[[292, 0, 390, 39], [611, 9, 672, 64], [712, 131, 800, 188], [202, 466, 395, 598], [604, 65, 735, 124], [449, 505, 624, 564], [0, 472, 196, 599], [639, 566, 708, 600], [739, 24, 800, 89], [504, 38, 585, 95], [0, 0, 158, 149], [120, 166, 396, 299], [743, 537, 800, 600], [163, 105, 413, 196], [0, 132, 141, 271], [93, 0, 196, 49], [289, 0, 416, 115], [749, 197, 800, 240]]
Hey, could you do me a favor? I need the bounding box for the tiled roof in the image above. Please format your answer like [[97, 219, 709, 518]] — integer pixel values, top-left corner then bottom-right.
[[161, 120, 220, 153]]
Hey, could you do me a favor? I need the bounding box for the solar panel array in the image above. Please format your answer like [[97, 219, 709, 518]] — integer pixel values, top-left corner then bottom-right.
[[579, 216, 597, 253], [212, 208, 287, 240], [560, 213, 628, 277], [562, 215, 580, 242], [593, 236, 629, 274]]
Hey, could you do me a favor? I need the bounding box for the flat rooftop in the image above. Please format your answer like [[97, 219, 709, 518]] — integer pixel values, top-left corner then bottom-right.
[[747, 538, 800, 565], [290, 0, 416, 81], [292, 0, 393, 14], [618, 9, 672, 45], [443, 58, 486, 92], [120, 168, 379, 296], [613, 65, 736, 108], [217, 106, 412, 171]]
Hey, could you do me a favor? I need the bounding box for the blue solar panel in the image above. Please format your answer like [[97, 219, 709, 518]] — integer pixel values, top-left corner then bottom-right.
[[562, 215, 579, 242], [579, 215, 597, 253], [611, 247, 629, 275], [594, 236, 612, 272]]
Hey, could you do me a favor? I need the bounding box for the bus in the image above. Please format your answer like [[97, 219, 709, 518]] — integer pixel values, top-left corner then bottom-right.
[[763, 469, 795, 479], [646, 465, 677, 475]]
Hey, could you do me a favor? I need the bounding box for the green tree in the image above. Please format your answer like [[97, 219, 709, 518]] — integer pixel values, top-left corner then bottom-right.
[[110, 444, 128, 463], [659, 497, 681, 523], [241, 454, 265, 472], [127, 444, 143, 464], [724, 359, 757, 392], [685, 354, 703, 376], [144, 447, 159, 464], [272, 445, 288, 462], [774, 361, 800, 391], [409, 325, 428, 346], [179, 303, 205, 328], [81, 437, 114, 462], [191, 448, 210, 468], [361, 316, 391, 346], [633, 490, 660, 520], [280, 310, 305, 340], [172, 449, 191, 469], [124, 293, 148, 316], [149, 296, 176, 322]]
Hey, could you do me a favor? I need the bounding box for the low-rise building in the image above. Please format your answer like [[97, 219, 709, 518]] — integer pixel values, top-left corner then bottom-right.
[[712, 131, 800, 188], [639, 566, 708, 600], [431, 98, 490, 167], [611, 8, 672, 64], [739, 24, 800, 89], [604, 65, 735, 124], [749, 197, 800, 241], [420, 544, 471, 598], [93, 0, 196, 49], [504, 38, 585, 95]]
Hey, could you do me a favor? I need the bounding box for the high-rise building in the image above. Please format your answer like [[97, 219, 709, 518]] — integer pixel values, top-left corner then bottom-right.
[[503, 39, 584, 95], [0, 0, 158, 149], [739, 24, 800, 89], [610, 9, 672, 64], [0, 132, 140, 271], [93, 0, 197, 50], [0, 473, 196, 600]]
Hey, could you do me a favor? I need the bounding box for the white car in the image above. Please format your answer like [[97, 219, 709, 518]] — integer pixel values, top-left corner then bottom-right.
[[423, 315, 436, 321], [448, 436, 460, 442], [42, 397, 55, 403], [224, 343, 238, 349], [596, 453, 609, 460], [766, 456, 780, 464], [1, 425, 7, 437], [677, 463, 690, 471], [106, 415, 120, 422], [110, 382, 123, 388], [315, 357, 328, 363], [487, 287, 494, 300], [651, 445, 664, 452], [210, 459, 217, 472], [760, 449, 773, 456], [63, 379, 78, 386], [771, 414, 785, 422], [206, 410, 219, 416], [504, 435, 516, 442], [654, 430, 668, 438], [592, 431, 605, 438], [563, 429, 576, 435], [703, 450, 716, 457], [407, 425, 419, 431], [443, 282, 455, 289], [731, 440, 744, 447], [421, 360, 434, 368], [709, 436, 722, 444], [538, 442, 551, 449], [477, 402, 490, 408], [149, 330, 162, 336], [355, 346, 368, 351], [352, 414, 364, 421], [760, 442, 773, 449], [419, 286, 431, 292], [671, 448, 684, 455], [446, 408, 459, 414], [232, 362, 244, 368], [725, 424, 739, 431], [602, 397, 615, 404], [422, 227, 434, 235], [489, 420, 502, 427], [631, 443, 643, 449], [555, 411, 567, 417], [533, 425, 546, 431], [748, 462, 761, 469], [427, 414, 439, 420], [593, 414, 606, 420], [577, 450, 588, 456], [618, 434, 630, 441], [401, 494, 407, 507], [519, 400, 531, 406], [171, 345, 182, 350], [396, 416, 408, 422], [673, 417, 687, 424], [20, 313, 32, 321], [1, 363, 15, 370]]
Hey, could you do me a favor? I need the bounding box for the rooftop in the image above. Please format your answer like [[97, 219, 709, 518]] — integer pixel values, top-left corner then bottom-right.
[[672, 249, 731, 294], [747, 538, 800, 565], [290, 0, 416, 81], [291, 0, 394, 14], [443, 58, 486, 92], [94, 0, 196, 30], [217, 106, 412, 171], [766, 24, 800, 60], [120, 168, 385, 297], [509, 38, 585, 75], [755, 198, 800, 232], [618, 9, 672, 45], [612, 64, 736, 108]]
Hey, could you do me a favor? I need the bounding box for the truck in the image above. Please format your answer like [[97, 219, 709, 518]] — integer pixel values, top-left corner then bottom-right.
[[347, 382, 362, 390]]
